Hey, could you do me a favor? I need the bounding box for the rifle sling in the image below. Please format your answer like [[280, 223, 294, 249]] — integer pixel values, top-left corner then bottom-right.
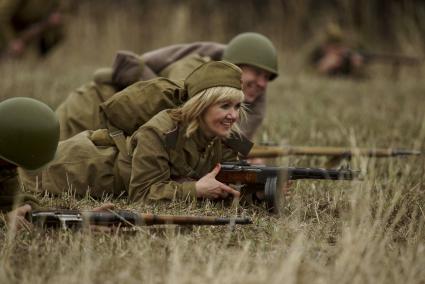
[[107, 124, 129, 157], [223, 134, 254, 157]]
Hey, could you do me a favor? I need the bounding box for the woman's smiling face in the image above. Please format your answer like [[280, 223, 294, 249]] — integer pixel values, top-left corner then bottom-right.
[[201, 98, 242, 138]]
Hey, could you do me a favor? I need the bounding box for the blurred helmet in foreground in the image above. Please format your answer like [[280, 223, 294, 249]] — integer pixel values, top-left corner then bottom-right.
[[223, 32, 278, 80], [0, 97, 60, 170]]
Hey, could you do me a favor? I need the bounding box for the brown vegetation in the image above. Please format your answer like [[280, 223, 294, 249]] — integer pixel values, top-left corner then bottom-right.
[[1, 1, 424, 283]]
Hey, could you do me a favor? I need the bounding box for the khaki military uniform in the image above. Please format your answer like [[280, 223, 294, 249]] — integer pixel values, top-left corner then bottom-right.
[[127, 110, 239, 202], [19, 110, 244, 203], [56, 80, 116, 140], [0, 0, 63, 56], [56, 42, 266, 141], [1, 167, 39, 213], [56, 51, 144, 140], [19, 130, 128, 197], [20, 61, 251, 203]]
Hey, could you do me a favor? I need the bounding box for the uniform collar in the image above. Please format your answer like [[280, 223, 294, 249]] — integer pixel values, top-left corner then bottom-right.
[[164, 121, 219, 152], [191, 127, 218, 152], [164, 122, 253, 156]]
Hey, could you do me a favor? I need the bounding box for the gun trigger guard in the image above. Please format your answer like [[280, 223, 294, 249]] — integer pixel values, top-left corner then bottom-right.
[[229, 183, 245, 192]]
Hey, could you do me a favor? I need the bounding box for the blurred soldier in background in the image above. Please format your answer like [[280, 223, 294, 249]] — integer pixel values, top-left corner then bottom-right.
[[56, 32, 279, 140], [308, 23, 366, 77], [0, 0, 67, 59], [0, 97, 59, 229]]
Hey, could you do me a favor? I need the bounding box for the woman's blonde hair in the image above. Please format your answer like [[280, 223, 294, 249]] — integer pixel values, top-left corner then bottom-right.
[[169, 86, 246, 138]]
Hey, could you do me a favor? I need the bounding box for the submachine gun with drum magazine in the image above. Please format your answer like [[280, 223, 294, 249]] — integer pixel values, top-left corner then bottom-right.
[[27, 210, 252, 230], [216, 161, 360, 213]]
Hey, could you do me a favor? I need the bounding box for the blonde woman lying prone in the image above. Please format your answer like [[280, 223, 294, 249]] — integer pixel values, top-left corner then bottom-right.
[[20, 61, 253, 204]]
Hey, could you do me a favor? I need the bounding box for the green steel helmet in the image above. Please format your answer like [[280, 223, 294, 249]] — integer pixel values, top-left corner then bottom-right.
[[223, 32, 278, 80], [0, 97, 60, 170]]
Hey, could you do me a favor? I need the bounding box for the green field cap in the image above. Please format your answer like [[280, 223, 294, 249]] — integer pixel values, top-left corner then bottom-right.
[[184, 61, 242, 98]]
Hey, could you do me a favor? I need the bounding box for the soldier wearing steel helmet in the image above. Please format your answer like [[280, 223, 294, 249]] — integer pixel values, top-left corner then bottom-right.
[[0, 97, 59, 229], [56, 32, 278, 140], [0, 97, 115, 230]]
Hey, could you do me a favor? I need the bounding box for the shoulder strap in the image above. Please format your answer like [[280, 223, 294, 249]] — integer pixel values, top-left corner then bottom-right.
[[107, 123, 129, 156], [223, 134, 254, 157]]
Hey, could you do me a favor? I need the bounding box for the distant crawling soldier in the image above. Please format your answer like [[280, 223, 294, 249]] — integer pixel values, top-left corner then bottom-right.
[[56, 32, 279, 140], [309, 23, 365, 77], [0, 0, 66, 58]]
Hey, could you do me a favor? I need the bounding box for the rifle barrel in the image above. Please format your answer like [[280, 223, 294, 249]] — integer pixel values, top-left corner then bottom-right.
[[247, 145, 421, 158], [139, 214, 252, 226], [287, 167, 357, 180], [392, 149, 422, 156], [360, 51, 423, 65]]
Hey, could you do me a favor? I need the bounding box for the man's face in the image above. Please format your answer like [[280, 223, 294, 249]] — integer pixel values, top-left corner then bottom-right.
[[240, 65, 272, 104]]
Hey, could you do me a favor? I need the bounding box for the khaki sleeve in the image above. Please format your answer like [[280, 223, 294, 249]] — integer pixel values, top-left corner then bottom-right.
[[141, 42, 225, 77], [0, 0, 20, 44], [55, 82, 115, 140], [128, 127, 197, 203], [240, 94, 266, 140]]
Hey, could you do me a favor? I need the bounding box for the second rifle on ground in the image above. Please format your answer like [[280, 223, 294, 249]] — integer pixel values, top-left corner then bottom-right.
[[358, 50, 423, 79], [247, 145, 421, 167], [28, 210, 252, 230]]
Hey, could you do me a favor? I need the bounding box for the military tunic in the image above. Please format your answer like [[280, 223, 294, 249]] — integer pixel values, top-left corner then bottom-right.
[[127, 109, 238, 202], [18, 130, 126, 198], [55, 79, 117, 140], [56, 42, 266, 141], [56, 51, 144, 140], [0, 0, 63, 55], [19, 110, 239, 203]]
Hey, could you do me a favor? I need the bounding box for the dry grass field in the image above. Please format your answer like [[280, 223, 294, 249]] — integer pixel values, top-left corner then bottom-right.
[[1, 1, 424, 283]]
